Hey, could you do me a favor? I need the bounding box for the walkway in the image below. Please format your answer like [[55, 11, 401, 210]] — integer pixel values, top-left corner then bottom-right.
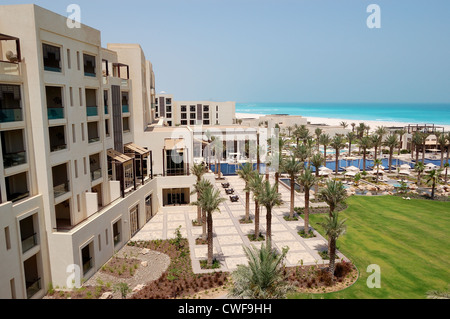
[[132, 175, 346, 274]]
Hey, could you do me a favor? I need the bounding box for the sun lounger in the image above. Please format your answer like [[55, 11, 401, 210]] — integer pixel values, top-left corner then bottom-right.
[[230, 195, 239, 202], [225, 189, 235, 195]]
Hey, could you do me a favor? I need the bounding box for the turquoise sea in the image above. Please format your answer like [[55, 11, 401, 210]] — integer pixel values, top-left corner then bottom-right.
[[236, 103, 450, 126]]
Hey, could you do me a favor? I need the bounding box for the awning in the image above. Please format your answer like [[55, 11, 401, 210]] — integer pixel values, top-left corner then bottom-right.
[[125, 143, 150, 156], [165, 138, 186, 150], [107, 149, 133, 164]]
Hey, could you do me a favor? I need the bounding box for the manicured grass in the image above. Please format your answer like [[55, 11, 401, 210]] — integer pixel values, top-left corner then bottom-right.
[[290, 196, 450, 299]]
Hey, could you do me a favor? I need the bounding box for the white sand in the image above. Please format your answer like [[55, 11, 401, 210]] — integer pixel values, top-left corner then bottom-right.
[[236, 113, 450, 132]]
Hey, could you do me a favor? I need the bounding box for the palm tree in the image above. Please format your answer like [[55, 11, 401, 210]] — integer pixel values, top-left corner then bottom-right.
[[258, 180, 283, 247], [237, 162, 254, 223], [191, 163, 207, 223], [396, 129, 407, 155], [211, 136, 224, 179], [310, 153, 324, 193], [340, 121, 348, 130], [385, 134, 399, 173], [318, 212, 347, 276], [330, 135, 346, 176], [319, 180, 348, 217], [247, 171, 264, 240], [371, 134, 382, 162], [359, 136, 372, 172], [412, 131, 423, 163], [426, 169, 442, 200], [315, 128, 323, 152], [373, 158, 382, 185], [286, 126, 294, 138], [319, 134, 331, 166], [421, 132, 430, 163], [438, 134, 448, 168], [351, 122, 356, 133], [443, 163, 449, 184], [282, 156, 302, 220], [191, 179, 213, 240], [228, 241, 294, 299], [414, 162, 425, 186], [298, 168, 316, 235], [375, 126, 388, 158], [192, 183, 226, 267], [268, 137, 286, 190], [346, 132, 356, 156], [446, 133, 450, 165]]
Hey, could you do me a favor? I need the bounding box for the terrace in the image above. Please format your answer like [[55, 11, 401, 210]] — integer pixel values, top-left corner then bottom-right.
[[0, 33, 21, 76]]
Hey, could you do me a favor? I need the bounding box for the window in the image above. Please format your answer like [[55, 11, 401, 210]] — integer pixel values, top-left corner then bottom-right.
[[123, 117, 130, 132], [181, 113, 187, 120], [98, 234, 101, 251], [203, 120, 210, 125], [79, 88, 83, 106], [5, 172, 29, 203], [69, 87, 73, 106], [105, 119, 110, 137], [190, 120, 195, 126], [190, 105, 196, 112], [181, 120, 188, 125], [105, 229, 109, 246], [145, 195, 153, 222], [204, 113, 209, 119], [81, 123, 85, 141], [76, 51, 80, 70], [1, 129, 27, 168], [181, 105, 187, 112], [130, 205, 139, 237], [46, 86, 64, 120], [43, 43, 61, 72], [83, 54, 96, 77], [204, 105, 209, 112], [87, 122, 100, 143], [103, 90, 109, 115], [166, 105, 172, 113], [113, 220, 121, 246], [72, 124, 76, 143], [190, 113, 196, 119], [166, 98, 172, 105], [49, 126, 66, 152], [166, 113, 172, 119], [74, 160, 78, 178], [0, 84, 23, 123]]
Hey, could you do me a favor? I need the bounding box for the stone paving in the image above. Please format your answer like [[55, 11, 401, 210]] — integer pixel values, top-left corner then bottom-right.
[[132, 175, 345, 274]]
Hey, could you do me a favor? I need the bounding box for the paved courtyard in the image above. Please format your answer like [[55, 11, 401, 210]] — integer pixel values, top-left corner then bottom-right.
[[132, 175, 345, 273]]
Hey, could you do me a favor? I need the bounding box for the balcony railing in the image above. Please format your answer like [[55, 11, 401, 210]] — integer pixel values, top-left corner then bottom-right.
[[84, 72, 96, 78], [121, 79, 129, 87], [113, 233, 121, 246], [104, 105, 109, 115], [21, 233, 38, 253], [54, 180, 70, 198], [122, 105, 129, 113], [8, 191, 29, 203], [3, 151, 27, 168], [82, 258, 93, 275], [26, 278, 41, 299], [47, 108, 64, 120], [0, 108, 23, 123], [50, 143, 67, 153], [86, 106, 98, 117], [0, 61, 20, 76], [90, 168, 102, 181], [88, 136, 100, 144]]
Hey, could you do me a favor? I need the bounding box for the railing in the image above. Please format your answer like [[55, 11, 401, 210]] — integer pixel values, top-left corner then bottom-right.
[[47, 108, 64, 120], [21, 233, 38, 253], [0, 61, 20, 76], [0, 108, 23, 123], [122, 105, 129, 113], [8, 191, 29, 203], [50, 143, 67, 153], [91, 168, 102, 181], [44, 65, 61, 73], [86, 106, 98, 117], [84, 71, 96, 78], [82, 258, 93, 275], [3, 151, 27, 168], [54, 180, 70, 198], [104, 105, 109, 115], [121, 79, 129, 87], [113, 233, 121, 246], [26, 278, 41, 299], [88, 136, 100, 144]]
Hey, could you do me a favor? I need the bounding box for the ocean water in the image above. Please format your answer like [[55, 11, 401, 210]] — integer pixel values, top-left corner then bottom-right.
[[236, 103, 450, 126]]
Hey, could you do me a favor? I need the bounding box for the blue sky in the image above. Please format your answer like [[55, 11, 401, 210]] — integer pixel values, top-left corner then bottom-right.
[[2, 0, 450, 103]]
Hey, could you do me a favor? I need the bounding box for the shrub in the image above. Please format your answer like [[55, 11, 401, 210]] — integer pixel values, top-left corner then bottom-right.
[[334, 261, 353, 278]]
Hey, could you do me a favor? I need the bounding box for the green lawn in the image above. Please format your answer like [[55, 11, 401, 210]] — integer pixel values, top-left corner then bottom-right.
[[290, 196, 450, 299]]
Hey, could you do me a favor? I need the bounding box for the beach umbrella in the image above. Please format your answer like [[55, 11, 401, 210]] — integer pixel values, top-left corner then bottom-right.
[[345, 166, 360, 172], [319, 166, 333, 172], [400, 164, 411, 169], [373, 165, 385, 170], [319, 171, 330, 176], [369, 170, 385, 175], [425, 163, 437, 168], [344, 171, 358, 176], [399, 169, 411, 175]]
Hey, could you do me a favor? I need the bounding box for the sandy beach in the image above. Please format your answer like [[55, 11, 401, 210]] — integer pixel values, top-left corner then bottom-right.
[[236, 113, 450, 132]]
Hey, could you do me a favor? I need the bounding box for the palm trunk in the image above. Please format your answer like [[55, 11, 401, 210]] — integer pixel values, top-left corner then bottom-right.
[[389, 149, 393, 173], [207, 211, 213, 267], [254, 200, 260, 239], [431, 181, 436, 199], [245, 188, 250, 222], [374, 146, 378, 162], [202, 209, 207, 241], [335, 151, 339, 176], [275, 172, 279, 192], [323, 146, 327, 166], [290, 176, 295, 219], [363, 152, 367, 172], [218, 162, 222, 179], [422, 143, 426, 163], [197, 192, 202, 222], [348, 141, 352, 155], [328, 237, 337, 276], [304, 188, 310, 234], [440, 151, 444, 169], [266, 207, 272, 248], [416, 146, 419, 164]]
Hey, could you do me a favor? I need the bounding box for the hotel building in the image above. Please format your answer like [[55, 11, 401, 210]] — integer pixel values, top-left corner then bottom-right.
[[0, 4, 218, 299]]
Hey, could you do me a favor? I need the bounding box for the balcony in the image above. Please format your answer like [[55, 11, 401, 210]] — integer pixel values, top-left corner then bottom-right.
[[88, 122, 100, 143], [20, 215, 38, 253], [26, 277, 41, 299], [53, 180, 70, 198], [82, 257, 93, 275], [24, 253, 41, 298], [52, 163, 70, 198], [90, 168, 102, 182], [43, 43, 61, 73], [0, 84, 23, 123], [3, 150, 26, 168], [5, 172, 29, 203], [83, 54, 96, 77], [122, 105, 129, 113], [49, 126, 67, 152], [0, 61, 20, 76], [55, 199, 72, 231], [46, 86, 64, 120], [85, 89, 98, 117], [22, 233, 38, 254], [2, 129, 27, 168]]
